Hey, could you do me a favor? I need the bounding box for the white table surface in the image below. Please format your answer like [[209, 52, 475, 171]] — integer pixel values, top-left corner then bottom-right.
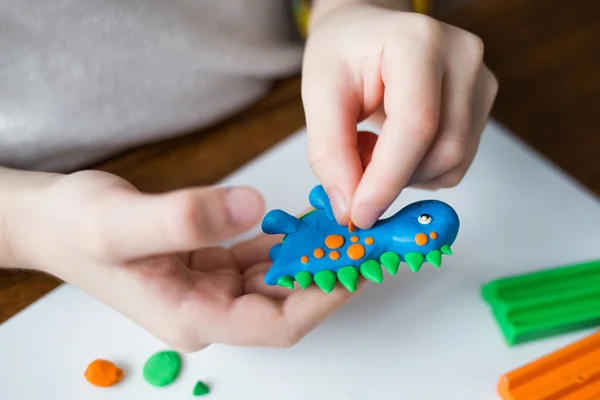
[[1, 120, 599, 400]]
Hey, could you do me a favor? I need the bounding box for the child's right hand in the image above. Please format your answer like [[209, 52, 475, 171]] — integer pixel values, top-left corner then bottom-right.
[[3, 170, 359, 351]]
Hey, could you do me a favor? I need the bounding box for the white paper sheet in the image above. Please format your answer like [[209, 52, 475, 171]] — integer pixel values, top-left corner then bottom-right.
[[1, 120, 599, 400]]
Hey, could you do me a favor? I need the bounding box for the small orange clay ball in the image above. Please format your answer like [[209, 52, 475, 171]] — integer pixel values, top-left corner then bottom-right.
[[300, 255, 309, 263], [84, 359, 123, 387], [347, 244, 366, 260], [325, 234, 345, 249], [313, 248, 325, 258], [415, 233, 428, 246], [329, 251, 341, 260], [430, 232, 438, 240], [365, 237, 374, 245]]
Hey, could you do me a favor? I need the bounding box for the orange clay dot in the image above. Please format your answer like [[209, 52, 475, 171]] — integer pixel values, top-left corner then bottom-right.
[[329, 251, 340, 260], [313, 248, 325, 258], [84, 360, 123, 387], [347, 243, 366, 260], [415, 233, 428, 246], [430, 232, 438, 240], [351, 236, 359, 242], [325, 234, 345, 249], [301, 255, 309, 263], [365, 237, 374, 245], [348, 221, 356, 233]]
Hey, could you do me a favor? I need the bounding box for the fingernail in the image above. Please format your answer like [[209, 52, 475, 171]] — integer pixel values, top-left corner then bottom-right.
[[225, 187, 263, 226], [352, 205, 381, 229], [328, 188, 348, 222]]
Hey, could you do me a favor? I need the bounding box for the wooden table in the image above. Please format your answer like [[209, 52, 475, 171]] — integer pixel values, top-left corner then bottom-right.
[[1, 0, 599, 324]]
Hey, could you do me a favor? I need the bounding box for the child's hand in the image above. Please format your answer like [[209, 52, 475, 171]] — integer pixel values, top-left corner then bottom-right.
[[5, 170, 359, 351], [302, 1, 498, 228]]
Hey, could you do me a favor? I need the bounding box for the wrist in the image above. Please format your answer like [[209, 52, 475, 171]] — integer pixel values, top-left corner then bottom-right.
[[0, 167, 62, 270], [308, 0, 412, 32]]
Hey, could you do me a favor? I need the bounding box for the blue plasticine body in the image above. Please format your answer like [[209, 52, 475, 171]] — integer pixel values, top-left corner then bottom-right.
[[262, 185, 460, 291]]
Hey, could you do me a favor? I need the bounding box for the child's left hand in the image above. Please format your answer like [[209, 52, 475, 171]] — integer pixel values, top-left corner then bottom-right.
[[301, 0, 498, 229]]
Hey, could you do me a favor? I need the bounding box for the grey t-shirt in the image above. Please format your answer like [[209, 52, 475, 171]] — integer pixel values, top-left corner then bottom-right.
[[0, 0, 304, 172]]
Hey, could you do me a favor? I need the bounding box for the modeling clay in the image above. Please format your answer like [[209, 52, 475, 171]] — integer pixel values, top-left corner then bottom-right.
[[84, 359, 123, 387], [262, 185, 460, 292], [193, 380, 211, 396], [481, 259, 600, 346], [142, 350, 181, 387], [497, 329, 600, 399]]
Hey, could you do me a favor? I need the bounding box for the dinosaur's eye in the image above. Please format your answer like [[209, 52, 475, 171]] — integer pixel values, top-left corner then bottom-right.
[[418, 214, 432, 224]]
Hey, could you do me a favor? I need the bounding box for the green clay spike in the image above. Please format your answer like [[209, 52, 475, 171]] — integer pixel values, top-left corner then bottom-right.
[[337, 266, 359, 292], [192, 380, 210, 396], [426, 250, 442, 268], [405, 252, 425, 273], [441, 244, 453, 255], [380, 252, 401, 275], [360, 260, 383, 283], [314, 270, 336, 293], [277, 275, 295, 290], [295, 271, 313, 289]]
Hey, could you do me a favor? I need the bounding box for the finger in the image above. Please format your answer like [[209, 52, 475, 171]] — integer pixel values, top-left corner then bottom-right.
[[408, 28, 485, 186], [243, 262, 272, 281], [89, 186, 264, 262], [243, 271, 294, 299], [230, 234, 282, 271], [364, 105, 386, 129], [472, 66, 499, 135], [413, 65, 498, 189], [302, 58, 366, 224], [279, 279, 366, 341], [212, 283, 364, 347], [351, 39, 444, 228]]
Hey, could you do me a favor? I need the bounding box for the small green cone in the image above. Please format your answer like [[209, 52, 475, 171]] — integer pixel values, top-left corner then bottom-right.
[[295, 271, 313, 289], [441, 244, 453, 255], [380, 252, 401, 275], [426, 250, 442, 268], [337, 266, 359, 292], [360, 260, 383, 283], [192, 380, 210, 396], [314, 270, 336, 293], [277, 275, 294, 290], [405, 252, 425, 272]]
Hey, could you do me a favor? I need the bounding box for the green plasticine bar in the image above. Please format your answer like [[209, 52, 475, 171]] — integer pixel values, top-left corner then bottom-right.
[[481, 259, 600, 346]]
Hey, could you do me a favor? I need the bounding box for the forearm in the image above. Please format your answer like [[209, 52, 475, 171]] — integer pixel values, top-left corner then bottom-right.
[[309, 0, 412, 31], [0, 166, 60, 269]]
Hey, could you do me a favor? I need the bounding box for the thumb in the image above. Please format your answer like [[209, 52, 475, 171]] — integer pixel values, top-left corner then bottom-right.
[[89, 186, 265, 262]]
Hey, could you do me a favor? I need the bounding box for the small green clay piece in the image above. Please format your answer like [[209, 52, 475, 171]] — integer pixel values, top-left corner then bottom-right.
[[277, 275, 295, 290], [314, 270, 336, 293], [360, 260, 383, 283], [295, 271, 313, 289], [426, 250, 442, 268], [143, 350, 181, 387], [337, 266, 359, 292], [193, 380, 210, 396], [405, 252, 425, 273], [441, 244, 452, 255], [380, 252, 401, 275]]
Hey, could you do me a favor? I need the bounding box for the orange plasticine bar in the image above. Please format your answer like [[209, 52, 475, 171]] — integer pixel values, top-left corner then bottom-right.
[[498, 330, 600, 399]]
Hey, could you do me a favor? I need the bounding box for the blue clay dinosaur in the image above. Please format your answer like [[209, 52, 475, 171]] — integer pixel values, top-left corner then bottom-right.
[[262, 185, 460, 293]]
